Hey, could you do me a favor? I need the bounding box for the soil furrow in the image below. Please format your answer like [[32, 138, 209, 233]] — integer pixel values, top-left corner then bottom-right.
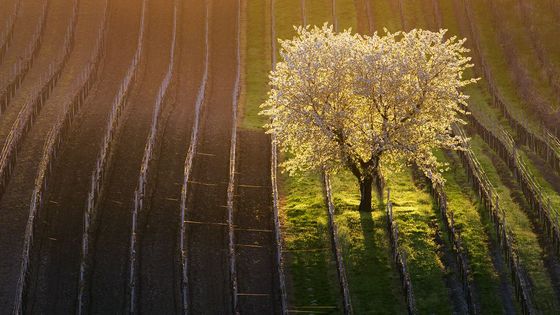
[[23, 1, 142, 312], [0, 0, 64, 149], [87, 1, 174, 313], [183, 0, 238, 312], [136, 0, 205, 312], [234, 131, 279, 314], [0, 0, 105, 311]]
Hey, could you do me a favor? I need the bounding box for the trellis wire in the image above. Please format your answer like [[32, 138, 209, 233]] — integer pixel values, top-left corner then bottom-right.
[[9, 0, 88, 313], [178, 4, 210, 313], [76, 1, 147, 312], [322, 172, 353, 315], [385, 189, 417, 314], [463, 109, 560, 255], [453, 125, 534, 314], [422, 170, 477, 314], [458, 0, 560, 175], [226, 0, 242, 313], [126, 1, 177, 313], [269, 0, 289, 313]]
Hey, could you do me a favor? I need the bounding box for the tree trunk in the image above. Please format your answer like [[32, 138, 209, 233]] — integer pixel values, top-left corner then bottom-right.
[[359, 175, 373, 212]]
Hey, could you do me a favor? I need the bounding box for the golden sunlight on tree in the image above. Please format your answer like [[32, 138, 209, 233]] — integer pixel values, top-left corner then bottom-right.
[[261, 25, 477, 211]]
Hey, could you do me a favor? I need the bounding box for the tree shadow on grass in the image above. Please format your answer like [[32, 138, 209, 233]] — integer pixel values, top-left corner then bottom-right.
[[332, 200, 407, 314]]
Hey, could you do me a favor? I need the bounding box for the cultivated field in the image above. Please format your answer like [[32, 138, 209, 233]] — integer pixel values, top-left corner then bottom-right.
[[1, 0, 560, 314]]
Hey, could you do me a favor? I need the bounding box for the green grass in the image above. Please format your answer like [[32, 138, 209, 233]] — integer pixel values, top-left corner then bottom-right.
[[494, 0, 558, 110], [400, 0, 430, 30], [280, 171, 342, 312], [305, 0, 332, 28], [437, 0, 461, 35], [369, 0, 400, 32], [436, 150, 510, 313], [334, 0, 357, 31], [330, 170, 407, 314], [385, 168, 453, 314], [241, 0, 271, 129], [467, 0, 542, 132], [243, 1, 560, 313], [469, 136, 560, 312], [526, 1, 560, 78], [275, 0, 303, 44], [517, 149, 560, 222]]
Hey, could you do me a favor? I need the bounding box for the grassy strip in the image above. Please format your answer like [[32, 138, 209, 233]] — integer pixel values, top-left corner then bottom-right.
[[329, 170, 407, 314], [241, 0, 271, 129], [274, 0, 302, 66], [400, 0, 430, 30], [469, 136, 559, 312], [334, 0, 357, 31], [526, 1, 560, 75], [465, 84, 560, 243], [517, 149, 560, 220], [466, 0, 541, 131], [441, 0, 560, 249], [437, 0, 462, 35], [305, 0, 332, 28], [280, 171, 342, 312], [369, 0, 400, 32], [496, 0, 558, 109], [386, 169, 453, 314], [436, 150, 508, 313], [276, 3, 342, 311]]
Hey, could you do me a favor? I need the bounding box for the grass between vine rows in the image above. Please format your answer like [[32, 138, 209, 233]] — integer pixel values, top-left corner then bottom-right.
[[241, 0, 560, 312]]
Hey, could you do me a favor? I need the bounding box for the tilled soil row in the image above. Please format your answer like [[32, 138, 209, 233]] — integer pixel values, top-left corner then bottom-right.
[[0, 0, 77, 210], [1, 1, 79, 312], [178, 0, 239, 313], [23, 0, 143, 312], [136, 0, 205, 313], [0, 0, 88, 311], [127, 2, 177, 312], [234, 130, 283, 314]]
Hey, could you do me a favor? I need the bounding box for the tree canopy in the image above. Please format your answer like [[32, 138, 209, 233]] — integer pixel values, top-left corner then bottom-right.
[[261, 25, 476, 211]]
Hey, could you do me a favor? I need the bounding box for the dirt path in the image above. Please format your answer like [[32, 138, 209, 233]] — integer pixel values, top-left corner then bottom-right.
[[23, 1, 142, 312], [87, 1, 174, 313], [234, 131, 281, 313], [0, 0, 105, 311], [136, 0, 204, 313], [182, 0, 238, 313]]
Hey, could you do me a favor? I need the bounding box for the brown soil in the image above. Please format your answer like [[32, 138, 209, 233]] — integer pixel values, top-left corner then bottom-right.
[[182, 0, 239, 313], [86, 1, 174, 313], [135, 0, 204, 313], [0, 0, 87, 310], [0, 0, 71, 150], [23, 0, 142, 313], [234, 130, 281, 313], [0, 0, 356, 313], [0, 0, 40, 79]]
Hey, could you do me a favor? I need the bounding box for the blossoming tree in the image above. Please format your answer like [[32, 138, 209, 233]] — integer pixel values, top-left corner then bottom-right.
[[261, 25, 476, 212]]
